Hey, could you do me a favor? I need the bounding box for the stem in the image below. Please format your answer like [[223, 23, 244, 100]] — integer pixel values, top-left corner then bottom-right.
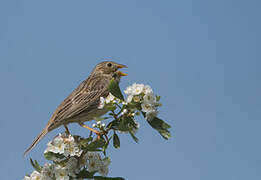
[[115, 103, 122, 109], [110, 110, 118, 120], [116, 104, 127, 116]]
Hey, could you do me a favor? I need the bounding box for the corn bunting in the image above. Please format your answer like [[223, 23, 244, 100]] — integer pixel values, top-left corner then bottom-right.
[[24, 61, 127, 156]]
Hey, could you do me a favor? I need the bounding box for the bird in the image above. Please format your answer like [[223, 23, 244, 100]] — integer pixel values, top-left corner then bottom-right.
[[24, 61, 127, 156]]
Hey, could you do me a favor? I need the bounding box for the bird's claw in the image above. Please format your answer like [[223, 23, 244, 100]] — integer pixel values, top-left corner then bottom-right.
[[96, 130, 109, 142]]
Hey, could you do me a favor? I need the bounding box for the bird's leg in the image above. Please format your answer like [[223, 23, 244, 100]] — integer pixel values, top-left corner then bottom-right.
[[79, 122, 100, 134], [78, 122, 108, 141], [64, 125, 71, 135]]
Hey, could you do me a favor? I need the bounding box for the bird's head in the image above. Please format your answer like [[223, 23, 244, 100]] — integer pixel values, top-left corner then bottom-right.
[[92, 61, 127, 77]]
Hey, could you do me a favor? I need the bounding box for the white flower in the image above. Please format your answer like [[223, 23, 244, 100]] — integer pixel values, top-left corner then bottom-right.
[[98, 97, 105, 109], [102, 157, 111, 167], [98, 93, 116, 109], [143, 92, 156, 105], [30, 171, 41, 180], [79, 153, 89, 168], [133, 95, 141, 102], [126, 95, 133, 103], [141, 103, 155, 113], [92, 123, 97, 128], [86, 152, 102, 172], [141, 102, 158, 120], [86, 152, 109, 176], [124, 83, 155, 105], [98, 165, 108, 177], [131, 83, 144, 95], [124, 85, 134, 95], [23, 176, 31, 180], [54, 165, 70, 180], [23, 171, 41, 180], [65, 157, 78, 177], [101, 123, 106, 127], [46, 133, 82, 157], [99, 157, 110, 176], [63, 135, 82, 157], [143, 85, 153, 94], [87, 152, 101, 162], [87, 158, 101, 172], [41, 163, 54, 180], [124, 83, 145, 96], [105, 93, 115, 104], [45, 134, 65, 154]]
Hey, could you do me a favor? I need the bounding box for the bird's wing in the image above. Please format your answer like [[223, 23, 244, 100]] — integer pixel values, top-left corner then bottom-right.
[[49, 75, 111, 127]]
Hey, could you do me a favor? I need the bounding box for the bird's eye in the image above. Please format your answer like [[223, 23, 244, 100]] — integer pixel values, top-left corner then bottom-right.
[[107, 63, 112, 67]]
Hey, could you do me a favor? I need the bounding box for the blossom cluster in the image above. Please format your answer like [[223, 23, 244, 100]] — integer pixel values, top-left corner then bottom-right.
[[84, 152, 110, 176], [24, 134, 110, 180], [98, 93, 116, 109], [98, 83, 161, 121], [124, 83, 161, 120], [24, 157, 81, 180], [45, 133, 82, 160], [95, 83, 161, 135]]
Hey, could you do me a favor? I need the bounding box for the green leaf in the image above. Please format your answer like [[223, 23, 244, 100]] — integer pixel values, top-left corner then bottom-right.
[[108, 79, 124, 100], [129, 131, 139, 143], [107, 105, 117, 111], [44, 151, 65, 161], [79, 136, 93, 147], [77, 169, 97, 178], [84, 138, 106, 151], [106, 120, 118, 129], [113, 133, 120, 148], [118, 118, 129, 132], [126, 116, 138, 128], [30, 158, 42, 173], [141, 112, 171, 140], [94, 176, 125, 180], [147, 117, 171, 140], [157, 129, 171, 140], [102, 136, 111, 154], [148, 117, 171, 130], [44, 152, 54, 160]]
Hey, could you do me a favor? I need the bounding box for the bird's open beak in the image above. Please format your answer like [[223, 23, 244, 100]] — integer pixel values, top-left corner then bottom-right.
[[117, 71, 128, 76], [116, 64, 127, 76], [117, 64, 127, 69]]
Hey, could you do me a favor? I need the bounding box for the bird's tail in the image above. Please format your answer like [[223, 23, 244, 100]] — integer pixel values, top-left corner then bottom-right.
[[23, 128, 49, 156]]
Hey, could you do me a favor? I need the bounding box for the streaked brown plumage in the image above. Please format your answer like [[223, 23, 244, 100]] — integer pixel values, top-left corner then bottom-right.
[[24, 61, 127, 156]]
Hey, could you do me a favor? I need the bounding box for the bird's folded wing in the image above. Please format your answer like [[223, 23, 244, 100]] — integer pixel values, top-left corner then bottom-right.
[[50, 75, 111, 125]]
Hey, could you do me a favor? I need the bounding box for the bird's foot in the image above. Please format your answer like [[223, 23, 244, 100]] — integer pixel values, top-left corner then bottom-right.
[[96, 130, 109, 142], [79, 123, 108, 142], [64, 125, 71, 135]]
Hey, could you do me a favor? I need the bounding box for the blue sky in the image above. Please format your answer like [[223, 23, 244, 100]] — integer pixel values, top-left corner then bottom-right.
[[0, 0, 260, 179]]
